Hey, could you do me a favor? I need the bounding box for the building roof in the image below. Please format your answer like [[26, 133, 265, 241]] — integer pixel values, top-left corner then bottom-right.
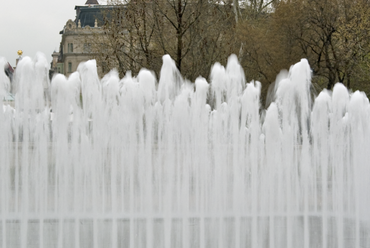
[[74, 4, 117, 28], [85, 0, 99, 4], [4, 63, 14, 82], [75, 6, 103, 27], [6, 63, 14, 73]]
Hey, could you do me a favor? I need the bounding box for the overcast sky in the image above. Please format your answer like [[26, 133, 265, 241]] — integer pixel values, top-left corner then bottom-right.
[[0, 0, 107, 68]]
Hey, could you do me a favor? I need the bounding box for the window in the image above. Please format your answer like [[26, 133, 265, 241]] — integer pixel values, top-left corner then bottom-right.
[[84, 43, 92, 53], [68, 43, 73, 53], [68, 62, 72, 73], [57, 63, 64, 74]]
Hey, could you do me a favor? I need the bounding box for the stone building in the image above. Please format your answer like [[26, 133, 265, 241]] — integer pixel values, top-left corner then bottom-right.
[[50, 0, 113, 78]]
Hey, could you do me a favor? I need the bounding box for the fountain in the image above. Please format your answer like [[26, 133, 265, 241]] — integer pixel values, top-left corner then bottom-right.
[[0, 53, 370, 248]]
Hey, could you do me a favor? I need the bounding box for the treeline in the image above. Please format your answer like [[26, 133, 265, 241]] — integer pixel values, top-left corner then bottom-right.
[[93, 0, 370, 105]]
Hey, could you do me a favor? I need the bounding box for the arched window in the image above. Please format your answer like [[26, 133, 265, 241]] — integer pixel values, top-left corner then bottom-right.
[[68, 43, 73, 53]]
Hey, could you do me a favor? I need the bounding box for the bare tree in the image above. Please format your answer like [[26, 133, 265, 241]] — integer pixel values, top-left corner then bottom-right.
[[92, 0, 239, 81]]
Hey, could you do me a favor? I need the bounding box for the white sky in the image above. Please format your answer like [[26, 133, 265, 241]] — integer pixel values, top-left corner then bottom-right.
[[0, 0, 107, 68]]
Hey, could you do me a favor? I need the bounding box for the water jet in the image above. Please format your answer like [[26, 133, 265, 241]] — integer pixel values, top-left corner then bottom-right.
[[0, 54, 369, 248]]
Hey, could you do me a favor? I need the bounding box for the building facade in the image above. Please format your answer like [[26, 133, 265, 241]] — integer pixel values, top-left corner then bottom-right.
[[51, 0, 113, 78]]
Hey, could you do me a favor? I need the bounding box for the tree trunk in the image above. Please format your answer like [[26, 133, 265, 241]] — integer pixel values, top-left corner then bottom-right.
[[327, 70, 336, 89], [176, 0, 183, 72]]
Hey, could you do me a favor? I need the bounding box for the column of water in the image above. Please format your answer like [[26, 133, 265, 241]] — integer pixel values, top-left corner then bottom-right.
[[1, 53, 370, 247]]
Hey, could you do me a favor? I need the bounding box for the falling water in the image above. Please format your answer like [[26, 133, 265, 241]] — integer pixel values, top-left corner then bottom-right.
[[0, 54, 370, 248]]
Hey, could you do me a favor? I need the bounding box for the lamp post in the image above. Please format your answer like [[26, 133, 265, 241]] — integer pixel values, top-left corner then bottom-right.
[[16, 50, 23, 66]]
